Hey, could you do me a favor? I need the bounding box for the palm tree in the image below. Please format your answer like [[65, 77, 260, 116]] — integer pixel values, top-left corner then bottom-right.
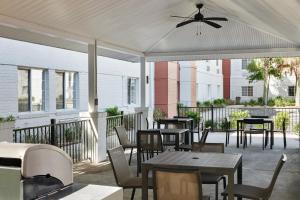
[[279, 57, 300, 106], [247, 57, 282, 105]]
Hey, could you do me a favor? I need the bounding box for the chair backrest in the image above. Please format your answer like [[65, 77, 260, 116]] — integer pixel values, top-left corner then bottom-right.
[[192, 143, 224, 153], [243, 118, 265, 124], [114, 126, 131, 146], [107, 146, 132, 187], [153, 168, 203, 200], [199, 128, 209, 143], [137, 130, 164, 172], [158, 119, 185, 129], [266, 154, 287, 198]]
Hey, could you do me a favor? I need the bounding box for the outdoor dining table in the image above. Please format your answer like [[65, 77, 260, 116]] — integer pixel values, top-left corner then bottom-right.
[[142, 151, 243, 200], [157, 118, 194, 144], [158, 128, 190, 151], [236, 118, 274, 149]]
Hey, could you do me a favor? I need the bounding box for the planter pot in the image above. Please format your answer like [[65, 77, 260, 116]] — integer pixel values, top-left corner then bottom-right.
[[0, 121, 15, 142]]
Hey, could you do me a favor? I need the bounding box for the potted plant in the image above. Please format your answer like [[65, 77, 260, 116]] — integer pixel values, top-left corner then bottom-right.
[[0, 115, 16, 142]]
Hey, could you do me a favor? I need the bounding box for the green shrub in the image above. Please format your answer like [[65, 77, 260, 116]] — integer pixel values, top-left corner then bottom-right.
[[203, 101, 212, 107], [204, 119, 217, 129], [153, 108, 166, 121], [274, 111, 290, 130], [248, 99, 258, 106], [213, 98, 226, 106], [185, 111, 201, 124], [0, 115, 16, 123], [177, 102, 184, 108], [229, 110, 250, 128], [106, 106, 121, 116], [293, 123, 300, 135], [196, 101, 202, 107], [267, 98, 275, 106], [257, 97, 264, 105]]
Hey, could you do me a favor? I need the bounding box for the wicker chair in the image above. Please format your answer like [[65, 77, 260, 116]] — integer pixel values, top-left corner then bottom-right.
[[192, 143, 226, 200], [223, 117, 236, 146], [137, 130, 164, 174], [221, 154, 287, 200], [242, 118, 266, 150], [179, 128, 210, 151], [153, 168, 210, 200], [114, 126, 136, 165], [266, 118, 287, 149], [107, 146, 152, 200]]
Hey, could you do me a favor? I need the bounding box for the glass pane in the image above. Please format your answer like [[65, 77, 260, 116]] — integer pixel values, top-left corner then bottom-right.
[[56, 72, 64, 109], [18, 69, 30, 112], [65, 72, 75, 109], [31, 69, 44, 111]]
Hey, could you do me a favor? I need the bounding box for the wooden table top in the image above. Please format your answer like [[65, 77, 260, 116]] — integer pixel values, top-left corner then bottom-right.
[[159, 129, 190, 134], [142, 151, 242, 174]]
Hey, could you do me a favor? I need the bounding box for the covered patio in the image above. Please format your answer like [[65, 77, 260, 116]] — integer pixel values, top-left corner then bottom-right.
[[0, 0, 300, 200]]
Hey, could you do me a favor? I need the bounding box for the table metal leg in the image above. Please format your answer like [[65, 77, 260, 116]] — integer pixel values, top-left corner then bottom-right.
[[237, 159, 243, 200], [237, 122, 240, 148], [271, 122, 274, 149], [142, 166, 148, 200], [175, 134, 179, 151], [228, 173, 235, 200]]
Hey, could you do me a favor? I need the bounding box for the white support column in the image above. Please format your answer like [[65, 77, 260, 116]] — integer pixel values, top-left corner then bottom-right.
[[137, 56, 149, 129], [140, 57, 146, 108], [88, 40, 106, 162]]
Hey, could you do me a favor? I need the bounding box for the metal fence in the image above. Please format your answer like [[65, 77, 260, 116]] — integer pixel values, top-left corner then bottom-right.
[[106, 112, 142, 149], [13, 119, 97, 163], [178, 105, 300, 132]]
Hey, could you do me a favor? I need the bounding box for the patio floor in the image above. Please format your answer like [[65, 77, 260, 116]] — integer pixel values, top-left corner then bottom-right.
[[74, 132, 300, 200]]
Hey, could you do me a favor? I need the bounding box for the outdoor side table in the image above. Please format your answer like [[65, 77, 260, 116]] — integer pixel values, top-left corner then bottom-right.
[[142, 151, 243, 200]]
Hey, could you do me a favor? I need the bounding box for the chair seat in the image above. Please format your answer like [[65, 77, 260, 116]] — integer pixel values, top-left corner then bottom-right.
[[221, 184, 267, 199], [178, 144, 192, 151], [203, 195, 210, 200], [123, 177, 153, 188], [123, 143, 137, 148], [244, 129, 264, 134], [202, 173, 225, 184]]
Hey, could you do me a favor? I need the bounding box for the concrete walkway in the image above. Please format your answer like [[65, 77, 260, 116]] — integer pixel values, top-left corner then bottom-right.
[[74, 132, 300, 200]]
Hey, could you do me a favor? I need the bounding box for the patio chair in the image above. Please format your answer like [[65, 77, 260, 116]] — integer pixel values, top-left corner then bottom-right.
[[192, 143, 226, 200], [174, 116, 203, 142], [159, 119, 186, 147], [137, 130, 164, 174], [153, 167, 210, 200], [114, 126, 136, 165], [107, 146, 153, 200], [223, 117, 236, 147], [242, 118, 266, 150], [221, 154, 287, 200], [179, 128, 210, 151], [266, 118, 286, 149]]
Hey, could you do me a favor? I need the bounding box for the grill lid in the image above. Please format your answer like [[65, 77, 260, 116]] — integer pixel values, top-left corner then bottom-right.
[[0, 143, 73, 185]]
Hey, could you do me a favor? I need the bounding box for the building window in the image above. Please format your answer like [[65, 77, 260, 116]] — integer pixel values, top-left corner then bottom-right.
[[56, 71, 78, 110], [217, 85, 221, 96], [216, 68, 220, 74], [216, 60, 219, 66], [206, 66, 210, 72], [207, 84, 211, 99], [128, 77, 138, 104], [242, 86, 253, 96], [18, 68, 46, 112], [242, 59, 250, 70], [288, 86, 295, 96]]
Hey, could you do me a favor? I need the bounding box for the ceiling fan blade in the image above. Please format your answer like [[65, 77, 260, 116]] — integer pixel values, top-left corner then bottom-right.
[[203, 20, 222, 28], [171, 15, 191, 19], [204, 17, 228, 21], [176, 20, 195, 28]]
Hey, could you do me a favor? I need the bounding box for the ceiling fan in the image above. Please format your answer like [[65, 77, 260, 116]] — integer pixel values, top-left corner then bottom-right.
[[171, 3, 228, 29]]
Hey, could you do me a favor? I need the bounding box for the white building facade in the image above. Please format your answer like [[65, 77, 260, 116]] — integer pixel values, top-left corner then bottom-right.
[[0, 37, 153, 128], [179, 60, 223, 106], [230, 59, 296, 102]]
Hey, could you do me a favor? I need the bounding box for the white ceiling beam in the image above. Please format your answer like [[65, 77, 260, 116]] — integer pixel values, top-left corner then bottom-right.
[[97, 40, 144, 57], [145, 48, 300, 61]]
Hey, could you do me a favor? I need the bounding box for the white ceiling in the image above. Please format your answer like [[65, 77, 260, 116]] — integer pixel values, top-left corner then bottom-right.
[[0, 0, 300, 61]]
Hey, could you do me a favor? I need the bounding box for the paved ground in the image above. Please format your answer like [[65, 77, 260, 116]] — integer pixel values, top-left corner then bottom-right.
[[74, 132, 300, 200]]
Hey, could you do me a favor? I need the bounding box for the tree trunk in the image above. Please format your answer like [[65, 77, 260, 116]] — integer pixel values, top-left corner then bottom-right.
[[296, 77, 300, 106]]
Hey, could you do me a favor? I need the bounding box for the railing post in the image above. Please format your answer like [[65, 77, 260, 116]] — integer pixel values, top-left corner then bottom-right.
[[50, 118, 57, 146], [211, 105, 214, 131], [120, 111, 124, 125]]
